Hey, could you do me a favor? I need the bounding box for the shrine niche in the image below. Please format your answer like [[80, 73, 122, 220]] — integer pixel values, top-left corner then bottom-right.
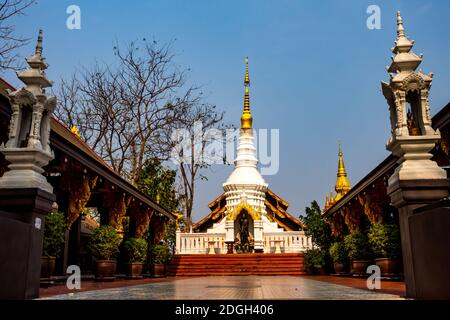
[[234, 210, 254, 253]]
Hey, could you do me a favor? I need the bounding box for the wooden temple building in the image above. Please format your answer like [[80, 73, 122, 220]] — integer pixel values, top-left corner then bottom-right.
[[0, 76, 176, 275], [322, 102, 450, 236]]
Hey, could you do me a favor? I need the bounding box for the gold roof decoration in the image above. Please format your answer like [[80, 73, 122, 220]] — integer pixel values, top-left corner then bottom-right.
[[324, 195, 329, 212], [334, 144, 351, 201], [241, 56, 253, 130], [329, 191, 336, 206], [70, 126, 80, 137]]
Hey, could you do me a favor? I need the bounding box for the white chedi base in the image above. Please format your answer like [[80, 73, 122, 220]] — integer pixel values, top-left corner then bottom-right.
[[0, 147, 54, 193]]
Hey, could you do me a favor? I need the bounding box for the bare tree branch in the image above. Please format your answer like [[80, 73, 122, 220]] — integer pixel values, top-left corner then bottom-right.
[[0, 0, 36, 72]]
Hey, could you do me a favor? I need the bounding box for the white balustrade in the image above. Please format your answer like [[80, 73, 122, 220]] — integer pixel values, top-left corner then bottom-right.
[[176, 230, 312, 254], [263, 231, 312, 253], [176, 231, 226, 254]]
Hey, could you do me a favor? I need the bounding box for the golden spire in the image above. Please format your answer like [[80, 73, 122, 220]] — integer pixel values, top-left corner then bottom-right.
[[334, 143, 351, 201], [241, 56, 253, 129]]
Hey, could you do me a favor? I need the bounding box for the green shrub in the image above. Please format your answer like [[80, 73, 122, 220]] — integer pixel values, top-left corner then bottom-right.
[[344, 231, 372, 260], [149, 244, 171, 265], [88, 226, 122, 261], [304, 248, 325, 273], [368, 223, 401, 259], [329, 241, 347, 263], [43, 211, 67, 258], [123, 238, 148, 263]]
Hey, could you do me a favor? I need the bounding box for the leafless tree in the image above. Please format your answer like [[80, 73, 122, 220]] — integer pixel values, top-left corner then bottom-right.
[[0, 0, 35, 72], [55, 40, 205, 185], [170, 103, 225, 229], [56, 39, 228, 224]]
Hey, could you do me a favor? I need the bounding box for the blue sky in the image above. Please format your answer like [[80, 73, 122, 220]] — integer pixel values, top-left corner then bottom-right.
[[4, 0, 450, 222]]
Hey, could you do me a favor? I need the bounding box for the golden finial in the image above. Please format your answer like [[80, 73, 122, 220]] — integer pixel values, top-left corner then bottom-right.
[[241, 56, 252, 130], [335, 143, 351, 201], [244, 56, 250, 86], [70, 126, 80, 137], [337, 143, 346, 177]]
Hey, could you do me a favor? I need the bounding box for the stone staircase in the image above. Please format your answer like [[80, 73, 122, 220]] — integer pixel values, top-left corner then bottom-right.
[[167, 253, 306, 276]]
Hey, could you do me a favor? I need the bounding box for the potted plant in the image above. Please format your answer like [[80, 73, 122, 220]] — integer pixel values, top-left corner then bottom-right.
[[149, 243, 170, 277], [123, 237, 148, 279], [88, 225, 122, 281], [368, 223, 402, 276], [304, 248, 326, 274], [329, 241, 348, 274], [234, 243, 243, 254], [41, 211, 66, 280], [344, 231, 372, 275]]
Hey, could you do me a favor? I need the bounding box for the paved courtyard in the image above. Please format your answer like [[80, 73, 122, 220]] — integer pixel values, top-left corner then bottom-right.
[[42, 276, 404, 300]]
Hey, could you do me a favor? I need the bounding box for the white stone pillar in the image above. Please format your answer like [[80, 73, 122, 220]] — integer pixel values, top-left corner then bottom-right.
[[253, 219, 264, 252], [225, 220, 234, 243]]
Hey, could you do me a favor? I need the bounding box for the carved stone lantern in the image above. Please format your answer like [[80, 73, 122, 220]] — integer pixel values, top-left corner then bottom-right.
[[381, 12, 446, 186], [0, 30, 56, 193]]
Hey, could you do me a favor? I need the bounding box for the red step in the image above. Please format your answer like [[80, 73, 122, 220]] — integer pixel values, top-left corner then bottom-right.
[[167, 253, 306, 276]]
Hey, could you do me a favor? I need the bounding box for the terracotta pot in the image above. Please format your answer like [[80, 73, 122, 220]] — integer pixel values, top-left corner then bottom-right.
[[150, 264, 166, 278], [351, 260, 371, 275], [125, 262, 144, 279], [375, 258, 402, 276], [41, 256, 56, 279], [315, 266, 326, 275], [333, 262, 347, 274], [95, 260, 117, 281]]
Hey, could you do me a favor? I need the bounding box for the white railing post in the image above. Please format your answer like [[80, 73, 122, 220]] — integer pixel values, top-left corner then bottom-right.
[[176, 229, 181, 254]]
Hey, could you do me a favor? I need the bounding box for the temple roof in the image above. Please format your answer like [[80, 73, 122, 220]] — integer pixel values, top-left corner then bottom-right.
[[194, 189, 305, 232]]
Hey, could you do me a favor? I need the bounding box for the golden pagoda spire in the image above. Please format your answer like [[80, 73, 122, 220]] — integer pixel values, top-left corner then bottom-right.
[[334, 143, 351, 201], [241, 57, 253, 129]]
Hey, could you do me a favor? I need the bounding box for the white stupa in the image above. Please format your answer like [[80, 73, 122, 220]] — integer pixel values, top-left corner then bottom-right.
[[223, 57, 268, 217]]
